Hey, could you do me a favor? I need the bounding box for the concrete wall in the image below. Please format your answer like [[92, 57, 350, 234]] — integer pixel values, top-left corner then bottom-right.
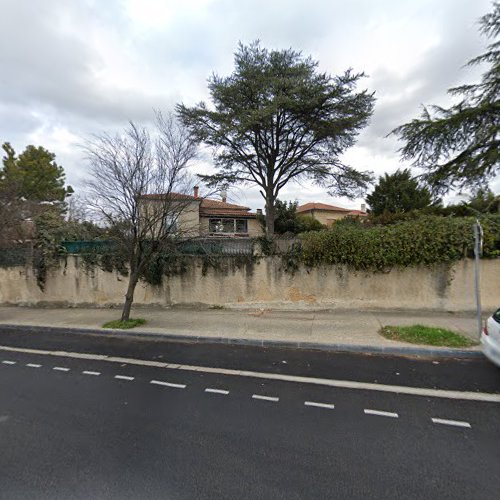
[[1, 257, 499, 312]]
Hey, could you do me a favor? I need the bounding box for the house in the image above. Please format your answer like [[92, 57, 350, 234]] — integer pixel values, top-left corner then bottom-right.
[[297, 202, 368, 226], [140, 187, 263, 238]]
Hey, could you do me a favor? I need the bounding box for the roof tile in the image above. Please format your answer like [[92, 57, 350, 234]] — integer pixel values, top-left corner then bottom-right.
[[297, 202, 350, 213]]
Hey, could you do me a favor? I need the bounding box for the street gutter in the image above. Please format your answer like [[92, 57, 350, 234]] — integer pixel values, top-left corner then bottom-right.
[[0, 323, 483, 359]]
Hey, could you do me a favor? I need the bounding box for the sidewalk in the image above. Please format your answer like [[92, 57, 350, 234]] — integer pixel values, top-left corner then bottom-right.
[[0, 305, 483, 357]]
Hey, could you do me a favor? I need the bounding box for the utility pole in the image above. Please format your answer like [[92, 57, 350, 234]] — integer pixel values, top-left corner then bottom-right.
[[473, 220, 483, 340]]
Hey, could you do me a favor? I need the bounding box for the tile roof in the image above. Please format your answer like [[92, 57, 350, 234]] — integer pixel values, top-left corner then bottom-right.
[[140, 192, 257, 217], [297, 202, 350, 213], [347, 210, 368, 216], [200, 199, 250, 211], [200, 199, 255, 217]]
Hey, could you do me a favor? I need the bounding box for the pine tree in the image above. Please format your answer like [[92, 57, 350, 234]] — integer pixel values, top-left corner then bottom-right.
[[178, 42, 375, 236], [392, 3, 500, 194]]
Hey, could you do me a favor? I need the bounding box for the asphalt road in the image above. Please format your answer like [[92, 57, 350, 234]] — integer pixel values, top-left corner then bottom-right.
[[0, 329, 499, 499]]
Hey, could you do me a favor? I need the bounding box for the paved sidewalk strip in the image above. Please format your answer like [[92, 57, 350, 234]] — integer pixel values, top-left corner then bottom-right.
[[0, 306, 481, 357]]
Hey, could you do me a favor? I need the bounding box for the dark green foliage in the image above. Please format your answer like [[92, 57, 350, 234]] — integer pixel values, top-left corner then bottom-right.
[[392, 4, 500, 194], [366, 169, 435, 215], [178, 41, 375, 235], [272, 200, 325, 234], [297, 215, 325, 232], [421, 187, 499, 217], [274, 200, 301, 234], [1, 142, 73, 207], [367, 208, 441, 225], [301, 215, 500, 270], [467, 187, 500, 213]]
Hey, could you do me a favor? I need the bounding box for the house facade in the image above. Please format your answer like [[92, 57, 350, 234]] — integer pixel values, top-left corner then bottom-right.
[[297, 202, 367, 226], [140, 187, 263, 238]]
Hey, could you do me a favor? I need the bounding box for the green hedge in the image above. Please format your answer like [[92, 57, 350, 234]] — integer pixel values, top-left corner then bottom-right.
[[300, 215, 500, 271]]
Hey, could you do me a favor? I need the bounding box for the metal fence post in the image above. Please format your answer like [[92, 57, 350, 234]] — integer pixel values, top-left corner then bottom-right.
[[473, 220, 483, 340]]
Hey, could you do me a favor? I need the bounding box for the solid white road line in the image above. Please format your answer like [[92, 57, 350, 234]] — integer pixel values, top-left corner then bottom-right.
[[252, 394, 279, 402], [364, 409, 399, 418], [0, 344, 498, 403], [304, 401, 335, 409], [2, 360, 16, 365], [205, 388, 229, 395], [82, 371, 100, 376], [26, 363, 41, 368], [115, 375, 135, 381], [431, 418, 471, 428], [150, 380, 186, 389], [53, 367, 70, 372]]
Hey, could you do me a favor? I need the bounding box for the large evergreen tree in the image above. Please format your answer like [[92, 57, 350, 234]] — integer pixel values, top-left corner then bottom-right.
[[1, 142, 73, 207], [178, 42, 375, 236], [392, 3, 500, 194], [366, 169, 434, 215]]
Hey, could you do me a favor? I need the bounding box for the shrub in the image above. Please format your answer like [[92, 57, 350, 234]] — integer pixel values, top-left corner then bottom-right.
[[300, 215, 500, 270]]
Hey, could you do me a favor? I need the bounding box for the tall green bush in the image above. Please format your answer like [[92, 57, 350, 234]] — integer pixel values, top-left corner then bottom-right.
[[301, 215, 500, 270]]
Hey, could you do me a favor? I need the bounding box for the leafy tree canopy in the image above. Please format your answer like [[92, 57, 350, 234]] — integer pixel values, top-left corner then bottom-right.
[[263, 199, 324, 234], [467, 186, 500, 213], [1, 142, 73, 205], [392, 3, 500, 194], [178, 41, 375, 235], [366, 168, 436, 216]]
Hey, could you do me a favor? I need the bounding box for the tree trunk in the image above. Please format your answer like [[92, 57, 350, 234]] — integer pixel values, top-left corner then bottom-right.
[[121, 271, 139, 321], [265, 196, 275, 237]]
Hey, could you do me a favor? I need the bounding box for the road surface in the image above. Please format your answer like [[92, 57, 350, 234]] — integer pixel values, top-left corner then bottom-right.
[[0, 328, 499, 499]]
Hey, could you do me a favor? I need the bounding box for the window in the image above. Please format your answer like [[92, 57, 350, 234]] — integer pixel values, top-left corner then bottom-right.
[[209, 218, 248, 234], [235, 219, 248, 233], [164, 214, 178, 234]]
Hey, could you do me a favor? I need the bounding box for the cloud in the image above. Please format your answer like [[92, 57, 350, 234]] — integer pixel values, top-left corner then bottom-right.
[[0, 0, 495, 205]]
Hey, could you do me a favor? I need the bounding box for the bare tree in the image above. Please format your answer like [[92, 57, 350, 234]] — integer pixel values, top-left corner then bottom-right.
[[66, 194, 89, 223], [85, 112, 198, 321]]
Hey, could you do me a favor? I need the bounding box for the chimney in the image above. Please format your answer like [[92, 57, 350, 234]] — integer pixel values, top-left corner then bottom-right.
[[361, 203, 366, 212], [193, 186, 199, 198], [256, 209, 263, 215], [220, 189, 227, 203]]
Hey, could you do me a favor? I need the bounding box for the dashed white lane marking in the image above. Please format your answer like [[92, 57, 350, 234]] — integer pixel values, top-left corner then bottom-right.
[[53, 367, 70, 372], [150, 380, 186, 389], [252, 394, 279, 402], [205, 388, 229, 395], [364, 409, 399, 418], [26, 363, 41, 368], [0, 344, 498, 403], [431, 418, 471, 428], [2, 360, 16, 365], [115, 375, 135, 381], [304, 401, 335, 409], [82, 371, 100, 376]]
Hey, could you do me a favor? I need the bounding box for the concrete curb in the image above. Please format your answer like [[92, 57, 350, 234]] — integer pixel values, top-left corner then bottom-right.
[[0, 323, 484, 359]]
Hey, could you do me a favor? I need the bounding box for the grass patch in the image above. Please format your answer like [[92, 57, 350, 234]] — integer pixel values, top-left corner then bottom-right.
[[380, 324, 477, 348], [102, 318, 147, 329]]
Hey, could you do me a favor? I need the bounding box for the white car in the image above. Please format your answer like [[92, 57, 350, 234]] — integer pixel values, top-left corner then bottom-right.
[[481, 308, 500, 367]]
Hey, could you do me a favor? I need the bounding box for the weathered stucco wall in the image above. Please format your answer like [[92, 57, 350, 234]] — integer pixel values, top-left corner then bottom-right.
[[0, 257, 498, 311], [309, 210, 347, 226]]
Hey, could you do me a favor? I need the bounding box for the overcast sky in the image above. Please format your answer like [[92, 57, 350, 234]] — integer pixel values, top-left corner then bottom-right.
[[0, 0, 497, 210]]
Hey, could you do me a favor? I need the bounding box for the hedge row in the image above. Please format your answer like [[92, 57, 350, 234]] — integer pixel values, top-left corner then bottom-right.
[[300, 215, 500, 271]]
